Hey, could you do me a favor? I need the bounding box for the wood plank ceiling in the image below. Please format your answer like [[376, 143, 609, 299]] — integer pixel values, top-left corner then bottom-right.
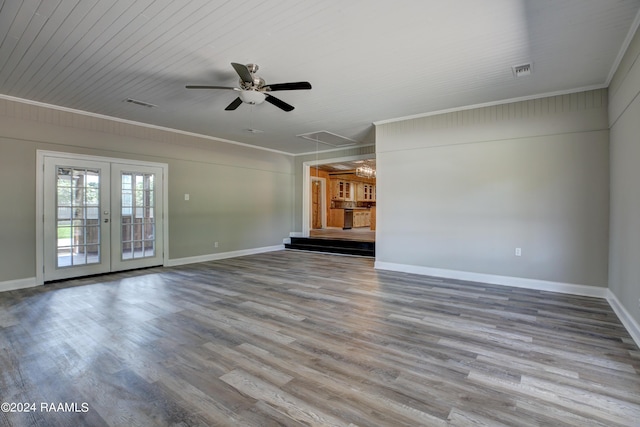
[[0, 0, 639, 154]]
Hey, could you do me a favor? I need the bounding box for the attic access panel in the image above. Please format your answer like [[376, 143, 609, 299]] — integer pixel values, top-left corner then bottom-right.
[[297, 131, 358, 148]]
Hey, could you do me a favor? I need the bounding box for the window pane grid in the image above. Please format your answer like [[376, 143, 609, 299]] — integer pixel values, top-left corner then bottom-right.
[[121, 172, 155, 260], [56, 167, 101, 268]]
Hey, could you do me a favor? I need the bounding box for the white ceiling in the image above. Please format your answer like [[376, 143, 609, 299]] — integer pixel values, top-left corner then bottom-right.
[[1, 0, 639, 155]]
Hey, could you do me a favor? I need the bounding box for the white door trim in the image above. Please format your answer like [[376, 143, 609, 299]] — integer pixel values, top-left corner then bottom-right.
[[302, 154, 374, 237], [36, 150, 169, 284]]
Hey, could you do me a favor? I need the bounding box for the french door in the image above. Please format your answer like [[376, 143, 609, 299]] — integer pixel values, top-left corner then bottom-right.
[[41, 154, 165, 282]]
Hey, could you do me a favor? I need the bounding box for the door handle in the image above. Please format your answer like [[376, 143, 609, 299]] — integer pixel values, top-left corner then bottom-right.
[[104, 219, 109, 223]]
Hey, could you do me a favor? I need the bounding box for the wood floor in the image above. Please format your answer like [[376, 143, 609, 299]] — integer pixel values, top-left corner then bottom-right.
[[1, 250, 639, 426]]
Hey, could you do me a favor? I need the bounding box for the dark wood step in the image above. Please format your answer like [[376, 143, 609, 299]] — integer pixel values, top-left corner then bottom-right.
[[285, 237, 375, 257]]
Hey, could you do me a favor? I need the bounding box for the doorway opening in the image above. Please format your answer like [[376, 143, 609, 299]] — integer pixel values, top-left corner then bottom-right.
[[303, 155, 376, 243]]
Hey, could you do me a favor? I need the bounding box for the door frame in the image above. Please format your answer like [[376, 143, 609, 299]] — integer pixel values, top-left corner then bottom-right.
[[36, 150, 169, 285], [302, 154, 374, 237]]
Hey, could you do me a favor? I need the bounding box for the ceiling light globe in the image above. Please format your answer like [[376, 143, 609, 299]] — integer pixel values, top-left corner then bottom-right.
[[240, 90, 266, 105]]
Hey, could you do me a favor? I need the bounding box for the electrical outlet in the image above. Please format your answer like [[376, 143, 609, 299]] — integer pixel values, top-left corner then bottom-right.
[[515, 247, 522, 256], [214, 241, 219, 248], [184, 193, 190, 201]]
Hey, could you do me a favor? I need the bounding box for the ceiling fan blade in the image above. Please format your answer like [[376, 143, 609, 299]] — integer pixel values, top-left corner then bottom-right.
[[231, 62, 253, 83], [185, 85, 238, 90], [266, 82, 312, 91], [265, 94, 294, 112], [225, 97, 243, 111]]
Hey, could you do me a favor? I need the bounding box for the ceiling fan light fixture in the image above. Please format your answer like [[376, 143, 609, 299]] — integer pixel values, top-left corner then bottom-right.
[[186, 63, 311, 111], [239, 90, 266, 105]]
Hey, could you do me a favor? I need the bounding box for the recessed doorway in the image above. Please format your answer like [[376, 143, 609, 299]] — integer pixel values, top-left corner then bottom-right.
[[303, 155, 376, 242]]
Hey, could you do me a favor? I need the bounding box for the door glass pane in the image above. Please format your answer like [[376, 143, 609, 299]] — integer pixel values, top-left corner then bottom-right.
[[121, 172, 155, 260], [56, 167, 101, 268]]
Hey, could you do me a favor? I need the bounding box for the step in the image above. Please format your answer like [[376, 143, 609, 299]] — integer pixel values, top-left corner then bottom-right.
[[285, 237, 375, 257]]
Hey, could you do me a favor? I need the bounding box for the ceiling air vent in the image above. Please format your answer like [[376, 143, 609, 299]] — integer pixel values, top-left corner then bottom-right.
[[512, 63, 532, 77], [124, 98, 157, 108]]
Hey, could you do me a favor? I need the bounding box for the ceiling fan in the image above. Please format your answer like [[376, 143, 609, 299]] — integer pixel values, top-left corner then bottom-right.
[[186, 63, 312, 112]]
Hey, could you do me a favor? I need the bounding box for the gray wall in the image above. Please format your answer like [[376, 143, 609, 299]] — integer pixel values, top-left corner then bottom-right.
[[608, 28, 640, 324], [375, 89, 610, 287], [0, 98, 294, 283]]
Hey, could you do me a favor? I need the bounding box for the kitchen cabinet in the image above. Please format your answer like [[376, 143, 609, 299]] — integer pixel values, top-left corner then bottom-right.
[[364, 184, 375, 201], [355, 183, 364, 201], [355, 183, 376, 201], [329, 209, 345, 228], [370, 206, 376, 230], [353, 210, 371, 228], [329, 208, 372, 228], [331, 179, 352, 201]]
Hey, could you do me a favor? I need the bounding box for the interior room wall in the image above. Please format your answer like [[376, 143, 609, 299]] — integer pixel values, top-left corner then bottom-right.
[[0, 98, 294, 285], [608, 27, 640, 326], [375, 89, 610, 288]]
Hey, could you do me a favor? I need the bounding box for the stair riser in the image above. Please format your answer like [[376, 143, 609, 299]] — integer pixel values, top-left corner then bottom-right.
[[284, 244, 374, 257], [290, 238, 374, 251]]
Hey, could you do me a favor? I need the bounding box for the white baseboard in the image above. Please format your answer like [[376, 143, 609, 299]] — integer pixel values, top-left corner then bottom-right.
[[0, 277, 39, 293], [166, 245, 284, 267], [374, 261, 609, 298], [289, 231, 304, 238], [607, 290, 640, 349]]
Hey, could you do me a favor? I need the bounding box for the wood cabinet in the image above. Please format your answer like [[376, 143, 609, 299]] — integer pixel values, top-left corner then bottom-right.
[[330, 174, 375, 202], [329, 209, 372, 228], [364, 183, 375, 201], [355, 183, 364, 201], [329, 209, 345, 228], [370, 206, 376, 230], [331, 179, 352, 201], [355, 182, 376, 201], [353, 210, 371, 228]]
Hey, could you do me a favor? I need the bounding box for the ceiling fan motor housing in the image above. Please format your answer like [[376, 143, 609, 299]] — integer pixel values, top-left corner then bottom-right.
[[239, 64, 266, 90], [240, 76, 265, 90]]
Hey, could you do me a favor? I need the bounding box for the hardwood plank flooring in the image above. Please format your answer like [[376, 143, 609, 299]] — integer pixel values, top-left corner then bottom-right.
[[0, 250, 639, 426]]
